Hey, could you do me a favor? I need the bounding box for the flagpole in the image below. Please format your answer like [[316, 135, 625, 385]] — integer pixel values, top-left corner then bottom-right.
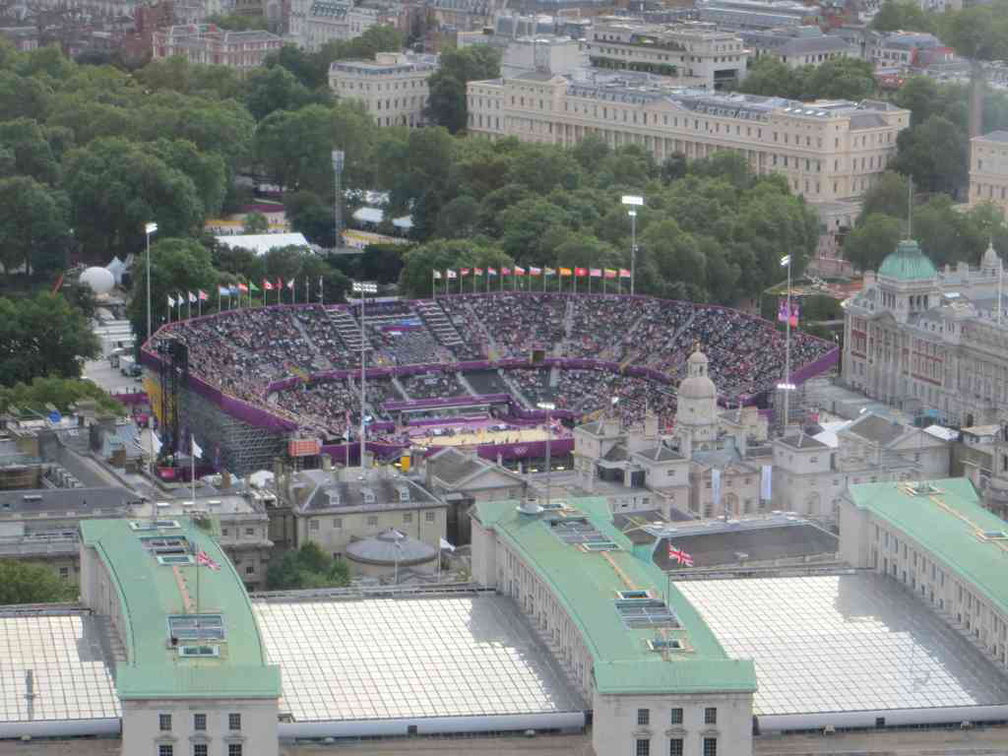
[[190, 435, 196, 503], [432, 270, 436, 300]]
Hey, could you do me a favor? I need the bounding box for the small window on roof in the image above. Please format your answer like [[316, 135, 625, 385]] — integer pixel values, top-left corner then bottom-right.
[[178, 644, 220, 658], [157, 554, 195, 566], [168, 614, 225, 642]]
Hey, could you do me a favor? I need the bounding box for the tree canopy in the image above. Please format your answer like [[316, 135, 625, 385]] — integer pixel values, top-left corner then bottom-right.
[[0, 292, 99, 387], [266, 542, 351, 589], [739, 57, 877, 102], [0, 375, 125, 416], [0, 560, 77, 604], [425, 46, 502, 133]]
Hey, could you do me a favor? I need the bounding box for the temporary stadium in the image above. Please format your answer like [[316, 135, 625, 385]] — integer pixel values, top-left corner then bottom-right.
[[140, 293, 837, 474]]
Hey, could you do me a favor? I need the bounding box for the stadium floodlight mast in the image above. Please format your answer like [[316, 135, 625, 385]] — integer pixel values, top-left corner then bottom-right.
[[621, 195, 643, 296], [144, 222, 158, 343], [353, 281, 377, 468], [777, 253, 794, 430], [537, 401, 556, 510]]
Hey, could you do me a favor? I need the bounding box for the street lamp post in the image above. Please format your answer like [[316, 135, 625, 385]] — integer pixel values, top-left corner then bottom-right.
[[144, 222, 158, 344], [353, 281, 377, 468], [621, 195, 643, 296], [537, 401, 555, 509], [777, 254, 794, 430]]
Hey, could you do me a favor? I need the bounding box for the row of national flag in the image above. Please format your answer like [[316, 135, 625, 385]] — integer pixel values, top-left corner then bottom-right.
[[433, 267, 630, 279], [167, 290, 209, 307]]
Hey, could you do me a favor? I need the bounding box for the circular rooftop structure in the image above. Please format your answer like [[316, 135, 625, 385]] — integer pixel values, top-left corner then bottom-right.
[[877, 239, 937, 282], [346, 528, 437, 567]]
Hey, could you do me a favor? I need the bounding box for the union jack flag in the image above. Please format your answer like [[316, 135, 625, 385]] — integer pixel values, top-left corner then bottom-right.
[[196, 549, 221, 571], [667, 543, 694, 567]]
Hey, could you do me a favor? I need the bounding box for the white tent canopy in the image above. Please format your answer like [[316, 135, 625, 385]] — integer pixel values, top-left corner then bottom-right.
[[215, 233, 310, 256]]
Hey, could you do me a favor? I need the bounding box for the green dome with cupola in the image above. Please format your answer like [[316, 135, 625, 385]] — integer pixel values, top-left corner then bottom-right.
[[877, 239, 938, 281]]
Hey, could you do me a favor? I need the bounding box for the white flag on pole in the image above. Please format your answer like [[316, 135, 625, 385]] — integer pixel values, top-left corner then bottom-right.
[[760, 464, 773, 501], [711, 468, 722, 513], [167, 295, 175, 307], [192, 436, 203, 459]]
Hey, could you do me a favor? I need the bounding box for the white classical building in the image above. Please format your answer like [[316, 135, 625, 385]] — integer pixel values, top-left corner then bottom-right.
[[79, 517, 281, 756], [771, 411, 951, 525], [582, 19, 749, 89], [841, 477, 1008, 673], [573, 347, 771, 519], [969, 130, 1008, 214], [470, 495, 758, 756], [467, 69, 909, 202], [329, 52, 438, 127], [842, 238, 1008, 427]]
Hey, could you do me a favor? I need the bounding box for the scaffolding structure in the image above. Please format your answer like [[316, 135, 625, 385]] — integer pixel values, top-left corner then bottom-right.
[[156, 339, 188, 459], [178, 387, 287, 476]]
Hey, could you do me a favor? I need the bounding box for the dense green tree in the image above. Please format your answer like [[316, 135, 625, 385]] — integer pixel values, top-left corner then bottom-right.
[[0, 118, 60, 184], [284, 190, 336, 246], [499, 199, 570, 261], [739, 57, 801, 99], [859, 171, 910, 221], [845, 213, 903, 272], [0, 375, 124, 416], [206, 12, 271, 31], [425, 46, 501, 133], [660, 154, 688, 184], [0, 71, 49, 121], [65, 137, 205, 256], [243, 211, 270, 234], [802, 58, 876, 101], [254, 104, 333, 192], [149, 138, 228, 219], [892, 76, 942, 127], [268, 25, 404, 91], [244, 65, 316, 121], [266, 542, 351, 589], [127, 238, 218, 344], [0, 176, 70, 276], [0, 293, 99, 386], [892, 115, 969, 196], [436, 195, 480, 238], [871, 0, 936, 33], [399, 238, 507, 298], [938, 1, 1008, 62], [0, 560, 76, 603]]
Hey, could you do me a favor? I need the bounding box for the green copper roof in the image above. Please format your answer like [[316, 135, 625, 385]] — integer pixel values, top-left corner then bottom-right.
[[877, 239, 937, 281], [79, 518, 280, 700], [848, 479, 1008, 616], [472, 498, 757, 696]]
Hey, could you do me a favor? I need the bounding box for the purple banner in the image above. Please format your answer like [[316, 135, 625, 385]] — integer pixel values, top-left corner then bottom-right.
[[384, 393, 511, 412]]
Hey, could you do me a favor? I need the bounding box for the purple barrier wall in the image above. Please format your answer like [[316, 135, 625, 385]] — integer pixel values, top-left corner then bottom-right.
[[383, 393, 511, 412], [473, 438, 574, 462], [406, 414, 489, 427], [789, 348, 839, 385], [111, 392, 149, 406]]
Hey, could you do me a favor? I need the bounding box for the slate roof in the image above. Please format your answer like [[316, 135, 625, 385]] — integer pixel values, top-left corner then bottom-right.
[[778, 433, 828, 450], [426, 448, 486, 486], [845, 413, 906, 447], [657, 519, 838, 570], [0, 486, 135, 515]]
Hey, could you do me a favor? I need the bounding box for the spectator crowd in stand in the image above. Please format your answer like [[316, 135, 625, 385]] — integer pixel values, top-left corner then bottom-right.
[[150, 293, 833, 437], [401, 372, 464, 399]]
